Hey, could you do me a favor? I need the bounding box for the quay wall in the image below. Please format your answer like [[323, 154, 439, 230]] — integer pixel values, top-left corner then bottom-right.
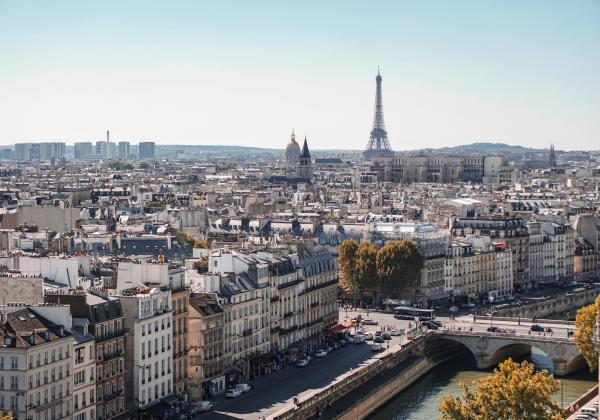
[[270, 334, 431, 420], [489, 289, 598, 318], [336, 357, 437, 420]]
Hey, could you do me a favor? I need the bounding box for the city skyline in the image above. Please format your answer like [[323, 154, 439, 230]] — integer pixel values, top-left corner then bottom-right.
[[1, 1, 599, 150]]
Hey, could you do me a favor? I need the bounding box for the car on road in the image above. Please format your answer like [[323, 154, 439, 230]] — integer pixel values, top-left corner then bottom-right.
[[190, 400, 213, 414], [421, 321, 438, 330], [235, 383, 252, 393], [361, 319, 379, 325], [390, 329, 404, 336], [382, 332, 392, 340], [325, 345, 334, 353], [336, 339, 347, 347], [315, 349, 328, 357], [353, 334, 365, 344], [373, 336, 384, 343], [370, 343, 385, 352], [487, 326, 500, 332], [530, 324, 545, 332], [296, 358, 309, 367], [363, 333, 374, 341], [225, 388, 242, 398]]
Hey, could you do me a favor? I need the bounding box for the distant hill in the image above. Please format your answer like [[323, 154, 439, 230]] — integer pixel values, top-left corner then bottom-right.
[[408, 142, 547, 155]]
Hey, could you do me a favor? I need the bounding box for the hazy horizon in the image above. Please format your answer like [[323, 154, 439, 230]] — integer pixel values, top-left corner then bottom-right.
[[1, 1, 599, 151]]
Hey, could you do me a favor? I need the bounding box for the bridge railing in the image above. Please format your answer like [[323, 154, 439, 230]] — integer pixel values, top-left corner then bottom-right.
[[434, 330, 575, 343]]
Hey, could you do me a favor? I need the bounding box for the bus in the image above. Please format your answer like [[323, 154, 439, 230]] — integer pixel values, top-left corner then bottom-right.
[[393, 306, 436, 321]]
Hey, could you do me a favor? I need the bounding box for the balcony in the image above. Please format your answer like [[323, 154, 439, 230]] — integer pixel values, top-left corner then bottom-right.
[[242, 328, 253, 337], [304, 279, 338, 294], [278, 279, 303, 290], [270, 326, 280, 334], [104, 389, 123, 401], [103, 349, 124, 361], [270, 296, 280, 303], [96, 331, 124, 343], [279, 325, 298, 336], [310, 301, 320, 309], [283, 312, 294, 319]]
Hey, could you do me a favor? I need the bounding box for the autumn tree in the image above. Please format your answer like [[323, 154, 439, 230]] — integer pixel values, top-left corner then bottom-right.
[[0, 411, 13, 420], [574, 294, 600, 371], [356, 242, 379, 302], [376, 240, 423, 296], [439, 359, 563, 420], [338, 240, 359, 299]]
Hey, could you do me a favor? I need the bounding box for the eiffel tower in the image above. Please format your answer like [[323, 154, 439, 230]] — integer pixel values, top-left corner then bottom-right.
[[363, 69, 395, 159]]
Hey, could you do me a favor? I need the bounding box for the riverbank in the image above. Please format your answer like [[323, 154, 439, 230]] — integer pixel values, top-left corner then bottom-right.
[[369, 349, 597, 420]]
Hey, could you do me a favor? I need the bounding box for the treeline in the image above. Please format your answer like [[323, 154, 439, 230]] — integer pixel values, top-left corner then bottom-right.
[[338, 239, 423, 302]]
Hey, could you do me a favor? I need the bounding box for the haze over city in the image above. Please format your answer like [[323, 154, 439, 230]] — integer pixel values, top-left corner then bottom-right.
[[1, 0, 599, 150]]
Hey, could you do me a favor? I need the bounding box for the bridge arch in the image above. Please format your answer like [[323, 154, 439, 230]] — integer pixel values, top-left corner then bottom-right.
[[427, 333, 585, 376]]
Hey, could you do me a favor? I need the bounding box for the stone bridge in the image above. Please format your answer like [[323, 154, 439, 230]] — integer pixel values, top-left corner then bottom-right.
[[428, 331, 586, 376]]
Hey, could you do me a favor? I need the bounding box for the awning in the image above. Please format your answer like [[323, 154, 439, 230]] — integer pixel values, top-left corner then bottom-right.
[[328, 323, 349, 334]]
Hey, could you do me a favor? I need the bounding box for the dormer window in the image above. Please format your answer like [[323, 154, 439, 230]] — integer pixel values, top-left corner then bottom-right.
[[4, 337, 13, 346]]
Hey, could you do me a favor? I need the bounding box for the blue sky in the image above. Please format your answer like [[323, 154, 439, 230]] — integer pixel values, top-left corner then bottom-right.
[[1, 1, 599, 150]]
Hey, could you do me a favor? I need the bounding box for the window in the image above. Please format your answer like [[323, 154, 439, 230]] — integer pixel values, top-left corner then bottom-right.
[[10, 357, 18, 370]]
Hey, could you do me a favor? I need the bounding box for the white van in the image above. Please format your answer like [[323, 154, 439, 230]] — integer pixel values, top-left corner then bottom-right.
[[353, 334, 365, 344]]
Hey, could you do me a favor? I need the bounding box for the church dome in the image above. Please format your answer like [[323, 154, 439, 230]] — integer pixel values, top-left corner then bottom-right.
[[285, 130, 301, 167]]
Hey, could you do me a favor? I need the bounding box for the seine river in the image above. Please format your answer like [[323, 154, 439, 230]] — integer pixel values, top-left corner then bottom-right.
[[370, 349, 596, 419]]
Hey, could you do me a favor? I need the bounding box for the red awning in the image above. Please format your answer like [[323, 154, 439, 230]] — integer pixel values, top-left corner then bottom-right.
[[329, 323, 349, 334]]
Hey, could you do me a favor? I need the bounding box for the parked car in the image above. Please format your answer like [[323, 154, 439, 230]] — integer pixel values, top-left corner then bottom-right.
[[382, 332, 392, 340], [190, 401, 213, 414], [225, 388, 242, 398], [363, 333, 374, 341], [325, 345, 334, 353], [430, 320, 443, 327], [373, 336, 384, 343], [487, 326, 500, 332], [530, 324, 545, 332], [315, 349, 328, 357], [370, 343, 385, 352], [336, 339, 347, 347], [361, 319, 379, 325], [353, 334, 365, 344], [374, 330, 383, 336], [421, 321, 438, 330], [391, 329, 404, 336], [296, 358, 309, 367], [235, 383, 252, 393]]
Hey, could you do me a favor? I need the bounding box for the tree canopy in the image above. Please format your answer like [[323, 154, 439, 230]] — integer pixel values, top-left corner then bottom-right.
[[439, 358, 563, 420], [376, 240, 423, 296], [338, 240, 360, 295], [356, 242, 379, 293], [574, 294, 600, 371]]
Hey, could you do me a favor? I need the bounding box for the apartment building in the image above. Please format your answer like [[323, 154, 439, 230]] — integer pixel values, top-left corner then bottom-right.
[[116, 260, 188, 398], [527, 222, 545, 288], [45, 289, 127, 420], [0, 305, 74, 420], [119, 286, 174, 416], [72, 320, 96, 420], [188, 293, 225, 400], [450, 217, 530, 291], [540, 220, 575, 285]]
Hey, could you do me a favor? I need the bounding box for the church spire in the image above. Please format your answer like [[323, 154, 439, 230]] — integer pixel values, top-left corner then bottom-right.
[[301, 136, 311, 159]]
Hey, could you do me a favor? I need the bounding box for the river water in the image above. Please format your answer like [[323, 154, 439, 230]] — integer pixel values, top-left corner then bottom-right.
[[370, 349, 597, 419]]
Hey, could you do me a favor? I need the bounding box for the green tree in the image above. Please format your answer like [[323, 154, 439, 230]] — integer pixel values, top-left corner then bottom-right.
[[439, 359, 563, 420], [574, 295, 600, 371], [376, 240, 423, 296], [356, 242, 379, 301], [338, 240, 359, 299]]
